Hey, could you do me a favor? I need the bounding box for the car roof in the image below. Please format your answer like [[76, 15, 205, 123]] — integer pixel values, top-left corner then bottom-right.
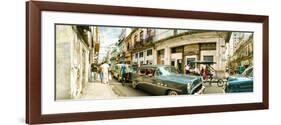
[[189, 61, 216, 64], [139, 65, 170, 68]]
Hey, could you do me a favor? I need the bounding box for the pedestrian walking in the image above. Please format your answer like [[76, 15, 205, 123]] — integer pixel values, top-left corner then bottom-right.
[[185, 64, 190, 74], [91, 63, 98, 82], [101, 62, 110, 84], [98, 64, 103, 83], [120, 63, 126, 86], [108, 64, 112, 80]]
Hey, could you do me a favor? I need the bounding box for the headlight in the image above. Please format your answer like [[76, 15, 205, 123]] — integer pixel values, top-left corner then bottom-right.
[[187, 83, 192, 90]]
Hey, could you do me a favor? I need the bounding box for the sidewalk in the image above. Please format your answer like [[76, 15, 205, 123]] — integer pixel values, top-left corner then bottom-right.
[[79, 80, 118, 100]]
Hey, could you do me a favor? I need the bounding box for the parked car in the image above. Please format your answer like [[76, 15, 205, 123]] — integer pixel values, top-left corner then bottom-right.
[[225, 66, 253, 93], [131, 65, 203, 95], [111, 64, 122, 80], [111, 64, 138, 83], [123, 64, 138, 83]]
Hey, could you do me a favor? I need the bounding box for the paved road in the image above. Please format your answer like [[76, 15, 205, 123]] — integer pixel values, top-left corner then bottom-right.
[[80, 78, 151, 99], [202, 82, 225, 94], [80, 77, 225, 99], [110, 79, 152, 97]]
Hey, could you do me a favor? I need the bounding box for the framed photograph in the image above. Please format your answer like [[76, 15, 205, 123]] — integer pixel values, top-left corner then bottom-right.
[[26, 1, 269, 124]]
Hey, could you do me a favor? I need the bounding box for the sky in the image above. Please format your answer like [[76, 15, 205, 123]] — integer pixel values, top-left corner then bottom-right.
[[98, 26, 123, 62]]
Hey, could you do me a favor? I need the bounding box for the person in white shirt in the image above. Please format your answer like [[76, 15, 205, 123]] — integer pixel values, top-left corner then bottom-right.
[[101, 62, 110, 84], [185, 64, 190, 74]]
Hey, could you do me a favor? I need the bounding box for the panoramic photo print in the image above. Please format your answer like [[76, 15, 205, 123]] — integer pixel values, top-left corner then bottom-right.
[[55, 24, 254, 100]]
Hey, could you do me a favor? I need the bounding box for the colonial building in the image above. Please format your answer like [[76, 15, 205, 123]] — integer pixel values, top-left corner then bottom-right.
[[154, 31, 231, 73], [129, 28, 156, 66], [112, 27, 232, 74], [228, 33, 253, 70]]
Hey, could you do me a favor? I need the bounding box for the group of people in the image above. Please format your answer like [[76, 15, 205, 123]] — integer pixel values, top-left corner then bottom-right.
[[91, 62, 110, 84], [185, 64, 212, 79]]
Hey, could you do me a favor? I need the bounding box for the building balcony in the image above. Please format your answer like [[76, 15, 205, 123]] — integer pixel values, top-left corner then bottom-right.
[[144, 35, 154, 43], [134, 41, 143, 48]]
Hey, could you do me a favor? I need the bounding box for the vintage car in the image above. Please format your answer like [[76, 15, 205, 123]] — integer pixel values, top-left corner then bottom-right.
[[120, 64, 138, 84], [225, 66, 253, 93], [131, 65, 203, 95], [111, 64, 138, 83], [111, 64, 122, 79]]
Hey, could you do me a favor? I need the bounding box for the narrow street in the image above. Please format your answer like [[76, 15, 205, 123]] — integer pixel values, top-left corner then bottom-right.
[[55, 25, 252, 100]]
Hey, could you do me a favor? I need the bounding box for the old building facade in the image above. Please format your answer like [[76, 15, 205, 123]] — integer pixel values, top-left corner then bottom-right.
[[105, 27, 231, 74], [56, 25, 99, 99]]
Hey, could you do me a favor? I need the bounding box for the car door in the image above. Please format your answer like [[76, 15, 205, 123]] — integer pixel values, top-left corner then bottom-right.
[[135, 68, 146, 89], [240, 69, 253, 92], [147, 68, 166, 95], [142, 68, 160, 95]]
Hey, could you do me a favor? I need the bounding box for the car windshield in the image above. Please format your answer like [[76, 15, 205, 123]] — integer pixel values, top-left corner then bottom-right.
[[158, 66, 178, 76], [127, 66, 137, 72], [241, 67, 253, 77]]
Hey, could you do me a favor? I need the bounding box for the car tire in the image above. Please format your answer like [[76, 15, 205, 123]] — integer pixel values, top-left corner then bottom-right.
[[117, 75, 121, 82], [217, 79, 224, 87], [121, 78, 125, 86], [132, 81, 137, 89], [167, 90, 178, 95]]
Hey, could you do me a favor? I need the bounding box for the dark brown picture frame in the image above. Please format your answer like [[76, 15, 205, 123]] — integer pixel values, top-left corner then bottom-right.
[[26, 1, 269, 124]]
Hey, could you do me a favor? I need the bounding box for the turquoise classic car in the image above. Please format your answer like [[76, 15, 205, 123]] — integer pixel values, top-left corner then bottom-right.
[[225, 66, 253, 93], [131, 65, 203, 95]]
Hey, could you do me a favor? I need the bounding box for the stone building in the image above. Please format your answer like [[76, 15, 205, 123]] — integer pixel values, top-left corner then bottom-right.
[[228, 33, 253, 70], [56, 25, 98, 100], [154, 31, 231, 73], [129, 28, 156, 66], [124, 28, 231, 73]]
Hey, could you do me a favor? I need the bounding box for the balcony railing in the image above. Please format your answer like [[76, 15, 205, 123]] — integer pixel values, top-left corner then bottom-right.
[[145, 35, 153, 43], [131, 35, 154, 50]]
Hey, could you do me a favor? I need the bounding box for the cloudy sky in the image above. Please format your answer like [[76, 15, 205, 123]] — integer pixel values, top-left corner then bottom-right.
[[98, 26, 123, 62]]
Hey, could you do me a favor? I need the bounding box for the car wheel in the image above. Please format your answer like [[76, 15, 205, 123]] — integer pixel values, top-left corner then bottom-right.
[[167, 90, 178, 95], [217, 79, 224, 87], [117, 75, 121, 82], [121, 78, 125, 86], [132, 81, 137, 89]]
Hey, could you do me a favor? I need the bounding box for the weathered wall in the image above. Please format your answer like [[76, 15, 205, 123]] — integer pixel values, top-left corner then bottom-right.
[[55, 25, 74, 100]]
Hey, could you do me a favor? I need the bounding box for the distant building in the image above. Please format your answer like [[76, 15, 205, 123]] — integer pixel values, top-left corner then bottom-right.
[[227, 33, 253, 70]]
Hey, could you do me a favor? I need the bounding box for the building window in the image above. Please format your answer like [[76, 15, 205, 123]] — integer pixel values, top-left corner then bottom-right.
[[186, 58, 196, 69], [171, 61, 175, 66], [135, 53, 138, 59], [140, 31, 144, 41], [147, 49, 152, 56], [139, 52, 143, 58], [203, 55, 214, 62], [134, 35, 138, 43], [147, 29, 151, 35], [127, 43, 130, 50], [171, 47, 183, 53]]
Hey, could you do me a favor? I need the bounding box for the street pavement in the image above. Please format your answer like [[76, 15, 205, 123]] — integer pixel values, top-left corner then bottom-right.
[[79, 77, 225, 99], [79, 81, 118, 100], [202, 82, 225, 94], [79, 78, 150, 99]]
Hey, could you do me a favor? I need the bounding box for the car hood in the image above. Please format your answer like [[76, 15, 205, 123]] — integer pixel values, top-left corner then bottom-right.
[[158, 74, 199, 84], [228, 75, 252, 83]]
